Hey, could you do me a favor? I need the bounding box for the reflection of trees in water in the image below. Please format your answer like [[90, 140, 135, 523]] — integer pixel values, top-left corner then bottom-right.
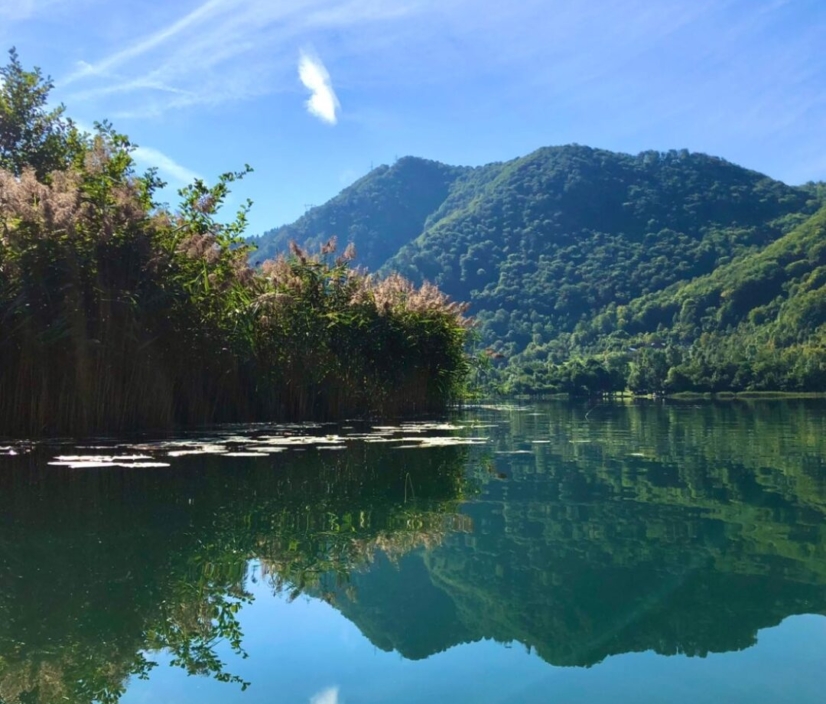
[[0, 443, 469, 703], [322, 401, 826, 667], [260, 512, 473, 605], [2, 401, 826, 702]]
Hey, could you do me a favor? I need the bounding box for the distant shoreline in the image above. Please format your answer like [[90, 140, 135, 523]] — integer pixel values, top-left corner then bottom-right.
[[508, 391, 826, 401], [667, 391, 826, 400]]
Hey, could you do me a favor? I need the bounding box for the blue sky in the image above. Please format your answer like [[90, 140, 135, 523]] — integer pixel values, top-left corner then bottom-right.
[[2, 0, 825, 234]]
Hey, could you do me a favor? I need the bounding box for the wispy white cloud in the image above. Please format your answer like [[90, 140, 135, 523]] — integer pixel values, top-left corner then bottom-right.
[[61, 0, 229, 85], [309, 686, 341, 704], [7, 0, 825, 188], [132, 145, 199, 185], [0, 0, 42, 21], [54, 0, 419, 118], [298, 50, 339, 125], [67, 118, 198, 186]]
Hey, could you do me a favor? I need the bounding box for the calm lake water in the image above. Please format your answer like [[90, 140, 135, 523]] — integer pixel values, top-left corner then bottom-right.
[[2, 400, 826, 703]]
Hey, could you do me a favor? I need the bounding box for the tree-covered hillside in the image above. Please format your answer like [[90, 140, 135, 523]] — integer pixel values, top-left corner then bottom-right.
[[506, 205, 826, 395], [258, 150, 815, 340], [602, 203, 826, 345], [386, 146, 817, 351], [252, 157, 469, 272]]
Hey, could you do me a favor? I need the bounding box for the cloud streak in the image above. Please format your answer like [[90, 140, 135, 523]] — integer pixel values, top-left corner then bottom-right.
[[61, 0, 231, 86], [298, 51, 340, 124], [132, 146, 200, 185], [53, 0, 417, 118]]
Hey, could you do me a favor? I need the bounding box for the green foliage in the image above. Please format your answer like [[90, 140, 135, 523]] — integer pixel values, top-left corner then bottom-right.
[[503, 354, 628, 396], [0, 48, 83, 178], [0, 52, 470, 435], [504, 208, 826, 395]]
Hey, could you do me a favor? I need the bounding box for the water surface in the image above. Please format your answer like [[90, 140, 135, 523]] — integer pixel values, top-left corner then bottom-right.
[[2, 401, 826, 703]]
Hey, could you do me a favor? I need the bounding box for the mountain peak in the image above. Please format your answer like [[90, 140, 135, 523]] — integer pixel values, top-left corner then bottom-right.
[[250, 144, 819, 368]]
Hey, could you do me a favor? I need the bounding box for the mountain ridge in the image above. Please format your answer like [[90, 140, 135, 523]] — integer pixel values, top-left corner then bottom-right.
[[250, 144, 826, 392], [252, 156, 471, 271]]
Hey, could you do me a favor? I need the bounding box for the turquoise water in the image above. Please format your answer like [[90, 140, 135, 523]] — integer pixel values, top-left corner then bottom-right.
[[2, 401, 826, 703]]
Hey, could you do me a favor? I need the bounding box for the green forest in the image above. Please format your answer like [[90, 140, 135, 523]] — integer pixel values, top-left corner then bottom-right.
[[0, 51, 470, 435], [258, 140, 826, 396]]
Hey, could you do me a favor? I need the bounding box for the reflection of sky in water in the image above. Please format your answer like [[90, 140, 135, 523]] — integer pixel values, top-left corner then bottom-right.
[[6, 401, 826, 703], [122, 571, 826, 704]]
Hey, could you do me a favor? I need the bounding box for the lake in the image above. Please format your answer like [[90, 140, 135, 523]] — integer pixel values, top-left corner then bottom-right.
[[1, 400, 826, 703]]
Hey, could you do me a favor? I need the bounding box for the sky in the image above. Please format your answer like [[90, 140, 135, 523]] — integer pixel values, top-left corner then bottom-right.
[[1, 0, 825, 234]]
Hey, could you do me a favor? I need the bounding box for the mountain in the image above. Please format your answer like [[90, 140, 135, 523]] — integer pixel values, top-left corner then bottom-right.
[[252, 156, 469, 271], [251, 145, 826, 392], [597, 203, 826, 344], [385, 146, 815, 348]]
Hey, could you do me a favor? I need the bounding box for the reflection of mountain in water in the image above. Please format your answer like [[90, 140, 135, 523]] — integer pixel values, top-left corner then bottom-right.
[[319, 401, 826, 667], [2, 402, 826, 702]]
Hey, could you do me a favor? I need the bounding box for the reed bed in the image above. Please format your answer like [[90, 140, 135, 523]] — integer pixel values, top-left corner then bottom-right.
[[0, 119, 470, 436]]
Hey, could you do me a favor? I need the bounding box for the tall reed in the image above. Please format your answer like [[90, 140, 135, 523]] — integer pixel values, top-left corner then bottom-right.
[[0, 130, 470, 436]]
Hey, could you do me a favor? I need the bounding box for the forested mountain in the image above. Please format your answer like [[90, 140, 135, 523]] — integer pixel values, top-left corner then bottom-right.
[[253, 157, 469, 271], [385, 146, 816, 348], [622, 206, 826, 344], [252, 145, 826, 394]]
